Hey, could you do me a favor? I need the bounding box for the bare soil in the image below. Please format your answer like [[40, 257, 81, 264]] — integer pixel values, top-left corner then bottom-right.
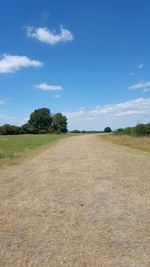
[[0, 135, 150, 267]]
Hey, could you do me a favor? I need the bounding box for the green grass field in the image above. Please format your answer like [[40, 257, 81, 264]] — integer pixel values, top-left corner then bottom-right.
[[0, 134, 65, 166]]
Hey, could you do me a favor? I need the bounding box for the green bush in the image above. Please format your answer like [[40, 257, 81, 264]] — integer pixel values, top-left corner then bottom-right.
[[0, 124, 22, 135], [134, 124, 147, 136], [115, 123, 150, 137], [52, 113, 68, 133], [104, 127, 112, 133], [28, 108, 52, 134]]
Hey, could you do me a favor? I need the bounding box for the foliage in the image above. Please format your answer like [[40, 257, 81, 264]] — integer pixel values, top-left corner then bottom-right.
[[115, 128, 124, 134], [28, 108, 52, 134], [0, 124, 23, 135], [115, 123, 150, 136], [69, 130, 102, 134], [104, 127, 112, 133], [0, 107, 68, 135], [52, 113, 68, 133], [70, 130, 81, 133], [134, 124, 147, 136]]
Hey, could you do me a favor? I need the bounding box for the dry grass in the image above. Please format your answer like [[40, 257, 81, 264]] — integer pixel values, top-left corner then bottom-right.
[[101, 134, 150, 152], [0, 135, 150, 266]]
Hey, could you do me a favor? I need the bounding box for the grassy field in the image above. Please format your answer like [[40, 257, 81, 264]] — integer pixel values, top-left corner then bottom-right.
[[0, 134, 66, 166], [101, 134, 150, 152]]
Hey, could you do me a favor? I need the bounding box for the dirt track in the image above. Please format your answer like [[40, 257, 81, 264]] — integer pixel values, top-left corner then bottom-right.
[[0, 135, 150, 267]]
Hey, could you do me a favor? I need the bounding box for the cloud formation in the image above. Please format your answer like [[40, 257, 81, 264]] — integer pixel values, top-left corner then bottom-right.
[[64, 98, 150, 130], [36, 83, 63, 91], [26, 26, 74, 45], [0, 54, 43, 74], [0, 114, 18, 125], [129, 81, 150, 90]]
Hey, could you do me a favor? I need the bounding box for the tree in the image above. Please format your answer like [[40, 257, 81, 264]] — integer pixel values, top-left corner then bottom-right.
[[104, 127, 112, 133], [52, 113, 68, 133], [115, 128, 124, 135], [123, 127, 134, 135], [21, 123, 35, 134], [134, 124, 146, 136], [145, 123, 150, 136], [0, 124, 22, 135], [28, 108, 52, 134]]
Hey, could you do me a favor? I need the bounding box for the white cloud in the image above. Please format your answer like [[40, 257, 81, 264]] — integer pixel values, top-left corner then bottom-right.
[[136, 64, 144, 69], [36, 83, 63, 91], [1, 98, 150, 129], [52, 94, 61, 98], [0, 115, 30, 126], [0, 54, 43, 74], [0, 115, 19, 125], [129, 81, 150, 90], [129, 72, 135, 76], [64, 98, 150, 130], [26, 26, 74, 45]]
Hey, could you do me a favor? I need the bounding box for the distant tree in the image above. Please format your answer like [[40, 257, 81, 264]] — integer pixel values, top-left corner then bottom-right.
[[52, 113, 68, 133], [28, 108, 52, 134], [104, 127, 112, 133], [134, 124, 146, 136], [0, 124, 21, 135], [21, 123, 35, 134], [123, 127, 134, 135], [70, 130, 81, 133], [115, 128, 124, 135], [145, 123, 150, 136]]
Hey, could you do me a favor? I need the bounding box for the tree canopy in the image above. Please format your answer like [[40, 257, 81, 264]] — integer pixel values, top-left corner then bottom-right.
[[0, 107, 68, 135], [104, 127, 112, 133], [115, 123, 150, 136], [52, 113, 68, 133], [28, 108, 52, 134]]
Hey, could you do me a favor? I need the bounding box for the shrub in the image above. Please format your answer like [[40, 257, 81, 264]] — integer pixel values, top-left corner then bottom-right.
[[0, 124, 21, 135], [52, 113, 68, 133], [28, 108, 52, 134], [134, 124, 147, 136], [104, 127, 112, 133]]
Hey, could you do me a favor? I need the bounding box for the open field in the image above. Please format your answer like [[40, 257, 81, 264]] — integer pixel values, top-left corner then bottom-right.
[[0, 134, 150, 266], [101, 134, 150, 153], [0, 134, 65, 166]]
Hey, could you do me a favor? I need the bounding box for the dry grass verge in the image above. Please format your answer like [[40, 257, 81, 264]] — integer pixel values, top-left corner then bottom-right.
[[101, 134, 150, 152]]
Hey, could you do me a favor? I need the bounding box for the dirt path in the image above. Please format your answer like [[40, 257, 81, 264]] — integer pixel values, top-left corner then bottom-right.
[[0, 135, 150, 267]]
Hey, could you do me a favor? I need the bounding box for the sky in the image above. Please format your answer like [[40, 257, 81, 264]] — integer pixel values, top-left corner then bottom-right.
[[0, 0, 150, 130]]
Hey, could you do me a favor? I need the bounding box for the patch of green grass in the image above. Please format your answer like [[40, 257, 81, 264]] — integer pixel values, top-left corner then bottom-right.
[[0, 134, 66, 166]]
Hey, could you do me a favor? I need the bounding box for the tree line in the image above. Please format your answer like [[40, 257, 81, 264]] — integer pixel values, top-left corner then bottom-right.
[[70, 127, 112, 134], [115, 123, 150, 136], [0, 108, 68, 135]]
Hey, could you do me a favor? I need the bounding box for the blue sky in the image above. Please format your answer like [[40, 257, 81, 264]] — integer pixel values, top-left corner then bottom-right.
[[0, 0, 150, 130]]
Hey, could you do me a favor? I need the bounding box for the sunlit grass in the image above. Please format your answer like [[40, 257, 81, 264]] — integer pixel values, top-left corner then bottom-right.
[[101, 134, 150, 152], [0, 134, 66, 166]]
